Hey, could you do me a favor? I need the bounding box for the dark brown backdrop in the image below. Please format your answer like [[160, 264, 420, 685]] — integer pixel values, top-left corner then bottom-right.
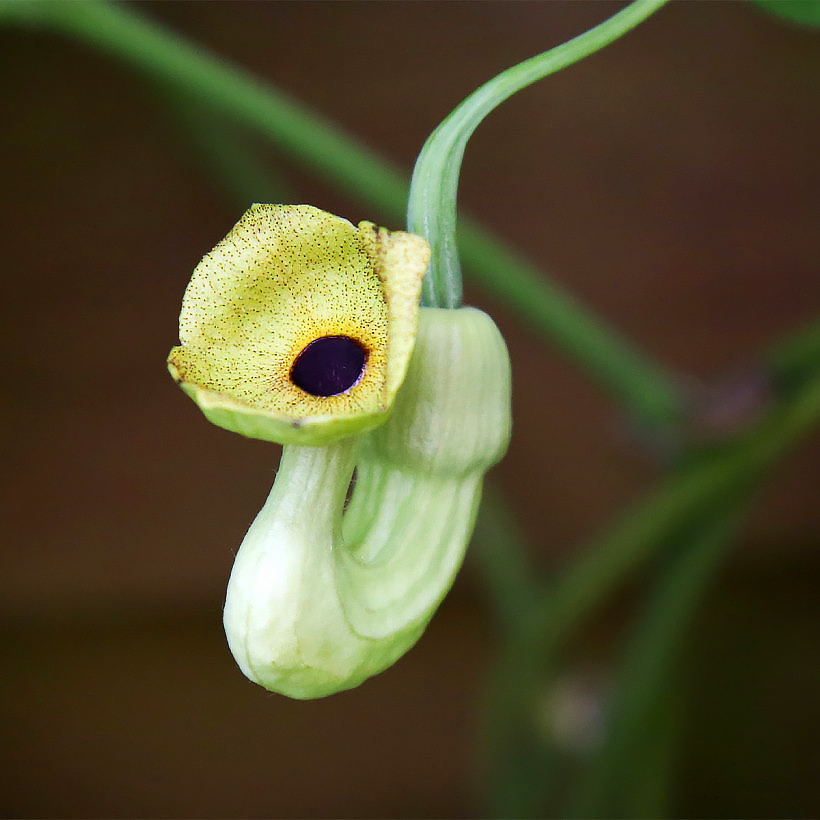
[[1, 2, 818, 817]]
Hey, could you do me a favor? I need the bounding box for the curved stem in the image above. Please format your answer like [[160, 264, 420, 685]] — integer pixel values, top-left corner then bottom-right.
[[223, 436, 465, 697], [0, 0, 684, 427], [407, 0, 671, 309], [458, 223, 685, 424]]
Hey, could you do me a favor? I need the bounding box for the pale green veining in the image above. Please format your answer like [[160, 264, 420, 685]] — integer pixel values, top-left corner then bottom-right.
[[224, 307, 511, 697]]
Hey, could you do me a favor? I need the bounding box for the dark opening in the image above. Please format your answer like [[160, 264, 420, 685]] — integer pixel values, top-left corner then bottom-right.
[[290, 335, 367, 397]]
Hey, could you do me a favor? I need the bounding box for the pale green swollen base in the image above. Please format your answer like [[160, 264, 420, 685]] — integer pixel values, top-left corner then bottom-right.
[[223, 307, 512, 698]]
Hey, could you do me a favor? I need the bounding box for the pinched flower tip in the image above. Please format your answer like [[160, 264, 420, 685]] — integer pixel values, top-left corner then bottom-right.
[[167, 205, 430, 445]]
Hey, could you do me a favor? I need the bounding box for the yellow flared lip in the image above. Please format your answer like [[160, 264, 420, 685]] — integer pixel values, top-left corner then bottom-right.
[[168, 204, 430, 445]]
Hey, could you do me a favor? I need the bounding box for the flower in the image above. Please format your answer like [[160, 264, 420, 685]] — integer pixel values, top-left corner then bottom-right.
[[168, 204, 429, 445], [169, 205, 511, 697]]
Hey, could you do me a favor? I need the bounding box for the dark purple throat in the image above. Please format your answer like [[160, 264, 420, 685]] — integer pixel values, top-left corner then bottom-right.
[[290, 335, 368, 397]]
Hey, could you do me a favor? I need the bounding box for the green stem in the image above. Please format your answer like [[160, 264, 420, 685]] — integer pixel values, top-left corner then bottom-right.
[[458, 223, 684, 424], [162, 90, 294, 209], [9, 0, 409, 215], [407, 0, 671, 310], [0, 0, 684, 427], [568, 500, 750, 818], [482, 368, 820, 815], [765, 315, 820, 393], [529, 361, 820, 652]]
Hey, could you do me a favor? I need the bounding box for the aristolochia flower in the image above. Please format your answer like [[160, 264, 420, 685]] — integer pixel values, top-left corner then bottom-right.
[[169, 205, 511, 698], [168, 204, 429, 445]]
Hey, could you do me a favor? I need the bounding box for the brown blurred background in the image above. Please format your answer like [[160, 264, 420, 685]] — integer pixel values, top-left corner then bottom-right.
[[1, 1, 819, 817]]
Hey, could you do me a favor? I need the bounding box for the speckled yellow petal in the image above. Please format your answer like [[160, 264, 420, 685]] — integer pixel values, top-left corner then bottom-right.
[[167, 205, 430, 445]]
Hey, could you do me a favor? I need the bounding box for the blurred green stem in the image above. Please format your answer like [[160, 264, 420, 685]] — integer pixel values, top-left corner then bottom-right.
[[483, 364, 820, 815], [766, 316, 820, 393], [457, 225, 682, 426], [471, 485, 540, 631], [0, 0, 684, 427], [568, 499, 750, 818], [162, 90, 294, 208]]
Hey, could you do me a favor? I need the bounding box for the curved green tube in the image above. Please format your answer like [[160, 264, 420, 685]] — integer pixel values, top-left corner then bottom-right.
[[223, 307, 511, 698]]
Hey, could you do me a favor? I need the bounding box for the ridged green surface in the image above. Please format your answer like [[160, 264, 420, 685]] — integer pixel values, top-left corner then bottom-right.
[[223, 308, 512, 698]]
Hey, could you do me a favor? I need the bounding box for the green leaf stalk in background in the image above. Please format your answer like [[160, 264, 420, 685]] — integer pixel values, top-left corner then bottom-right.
[[568, 501, 751, 818], [4, 0, 820, 814], [0, 0, 684, 428], [164, 90, 295, 209], [753, 0, 820, 27], [481, 351, 820, 816]]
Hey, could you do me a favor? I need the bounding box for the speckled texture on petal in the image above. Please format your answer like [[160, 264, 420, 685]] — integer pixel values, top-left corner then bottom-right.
[[168, 205, 429, 445]]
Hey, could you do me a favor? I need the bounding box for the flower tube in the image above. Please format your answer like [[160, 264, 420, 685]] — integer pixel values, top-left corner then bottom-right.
[[169, 205, 511, 697]]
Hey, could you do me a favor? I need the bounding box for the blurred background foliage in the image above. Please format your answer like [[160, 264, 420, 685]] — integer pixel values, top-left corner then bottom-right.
[[1, 1, 819, 817]]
